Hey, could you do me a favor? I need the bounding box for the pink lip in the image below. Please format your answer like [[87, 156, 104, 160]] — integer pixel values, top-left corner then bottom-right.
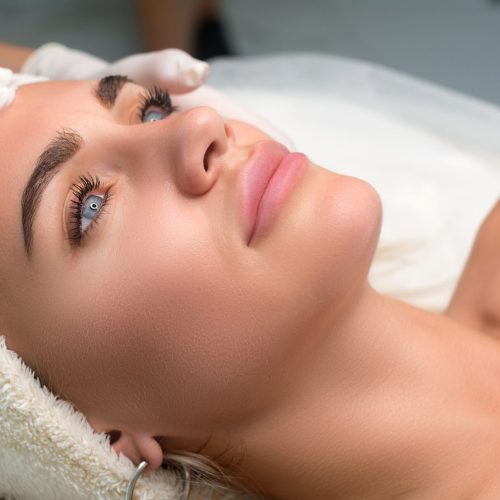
[[241, 141, 308, 246]]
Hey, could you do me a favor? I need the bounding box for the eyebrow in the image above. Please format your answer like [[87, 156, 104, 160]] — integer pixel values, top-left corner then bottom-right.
[[21, 75, 133, 256], [93, 74, 133, 108]]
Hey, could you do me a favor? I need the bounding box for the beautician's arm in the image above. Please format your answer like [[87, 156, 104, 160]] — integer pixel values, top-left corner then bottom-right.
[[445, 199, 500, 338], [0, 42, 33, 71], [135, 0, 213, 53]]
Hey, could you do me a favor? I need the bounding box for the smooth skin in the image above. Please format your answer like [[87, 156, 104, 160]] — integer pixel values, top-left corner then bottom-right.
[[1, 79, 500, 499]]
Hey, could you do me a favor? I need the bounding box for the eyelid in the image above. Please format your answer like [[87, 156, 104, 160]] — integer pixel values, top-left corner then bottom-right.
[[124, 87, 174, 125], [136, 86, 175, 123], [64, 174, 114, 247]]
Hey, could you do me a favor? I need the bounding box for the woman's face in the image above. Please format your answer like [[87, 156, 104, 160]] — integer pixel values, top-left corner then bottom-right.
[[0, 78, 381, 443]]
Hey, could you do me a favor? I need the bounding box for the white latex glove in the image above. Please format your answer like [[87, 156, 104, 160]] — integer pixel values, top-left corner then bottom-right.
[[0, 67, 47, 110], [21, 42, 208, 94]]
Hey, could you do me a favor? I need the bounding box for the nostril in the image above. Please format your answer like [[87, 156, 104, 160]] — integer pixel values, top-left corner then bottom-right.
[[204, 142, 216, 172]]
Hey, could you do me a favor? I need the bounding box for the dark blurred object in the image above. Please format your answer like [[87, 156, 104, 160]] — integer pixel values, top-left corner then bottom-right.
[[193, 12, 235, 60], [134, 0, 234, 60]]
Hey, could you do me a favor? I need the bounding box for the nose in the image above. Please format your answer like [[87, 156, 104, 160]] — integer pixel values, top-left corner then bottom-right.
[[167, 106, 229, 195]]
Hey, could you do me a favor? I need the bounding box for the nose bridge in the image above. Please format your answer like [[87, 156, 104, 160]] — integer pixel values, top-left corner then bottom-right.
[[111, 107, 229, 195], [116, 106, 228, 195]]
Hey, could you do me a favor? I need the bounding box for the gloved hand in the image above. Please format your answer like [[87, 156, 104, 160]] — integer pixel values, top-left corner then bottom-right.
[[21, 42, 208, 94]]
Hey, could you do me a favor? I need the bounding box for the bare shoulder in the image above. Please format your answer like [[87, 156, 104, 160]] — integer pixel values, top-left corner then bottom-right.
[[445, 199, 500, 338]]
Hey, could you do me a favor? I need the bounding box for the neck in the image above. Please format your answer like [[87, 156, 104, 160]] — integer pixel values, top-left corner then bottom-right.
[[229, 284, 500, 499]]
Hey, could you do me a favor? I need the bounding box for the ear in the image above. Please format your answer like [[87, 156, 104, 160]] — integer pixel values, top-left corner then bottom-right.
[[87, 416, 165, 470], [107, 429, 165, 470]]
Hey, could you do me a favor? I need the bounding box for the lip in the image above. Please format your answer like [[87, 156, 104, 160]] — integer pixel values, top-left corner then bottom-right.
[[241, 140, 308, 246]]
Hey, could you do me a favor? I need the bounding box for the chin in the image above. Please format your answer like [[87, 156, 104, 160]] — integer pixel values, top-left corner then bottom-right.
[[287, 167, 382, 305], [329, 173, 382, 288]]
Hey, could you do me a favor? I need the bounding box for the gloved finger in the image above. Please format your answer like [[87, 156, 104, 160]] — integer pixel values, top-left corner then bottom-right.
[[98, 49, 209, 94], [172, 85, 295, 149]]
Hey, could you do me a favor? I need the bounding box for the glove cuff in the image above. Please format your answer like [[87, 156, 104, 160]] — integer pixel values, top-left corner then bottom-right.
[[21, 42, 109, 80]]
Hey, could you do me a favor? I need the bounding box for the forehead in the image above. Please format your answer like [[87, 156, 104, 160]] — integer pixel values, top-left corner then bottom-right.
[[0, 80, 97, 146], [0, 79, 96, 157], [0, 81, 96, 257], [0, 79, 106, 188]]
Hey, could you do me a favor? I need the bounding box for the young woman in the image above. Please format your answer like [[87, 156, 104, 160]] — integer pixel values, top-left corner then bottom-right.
[[1, 74, 499, 499]]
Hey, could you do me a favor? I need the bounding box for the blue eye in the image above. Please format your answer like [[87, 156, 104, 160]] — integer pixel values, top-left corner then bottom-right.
[[139, 86, 175, 124], [68, 174, 112, 246], [142, 108, 168, 123], [81, 194, 105, 233]]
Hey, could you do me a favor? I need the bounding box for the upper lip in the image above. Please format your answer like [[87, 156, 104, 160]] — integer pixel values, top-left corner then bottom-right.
[[240, 140, 289, 245]]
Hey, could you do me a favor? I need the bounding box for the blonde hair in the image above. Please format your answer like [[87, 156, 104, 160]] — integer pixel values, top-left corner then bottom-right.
[[160, 448, 263, 498]]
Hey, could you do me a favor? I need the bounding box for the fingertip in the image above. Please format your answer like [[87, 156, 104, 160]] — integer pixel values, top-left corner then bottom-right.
[[183, 60, 209, 88]]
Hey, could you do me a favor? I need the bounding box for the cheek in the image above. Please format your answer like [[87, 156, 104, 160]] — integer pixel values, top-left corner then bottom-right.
[[106, 227, 289, 419], [40, 209, 300, 427], [17, 167, 382, 430]]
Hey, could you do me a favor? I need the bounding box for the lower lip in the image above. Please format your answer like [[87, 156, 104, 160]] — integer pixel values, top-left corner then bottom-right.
[[248, 152, 308, 245]]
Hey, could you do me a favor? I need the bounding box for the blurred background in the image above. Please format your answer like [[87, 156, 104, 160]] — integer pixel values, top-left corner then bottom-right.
[[1, 0, 500, 105]]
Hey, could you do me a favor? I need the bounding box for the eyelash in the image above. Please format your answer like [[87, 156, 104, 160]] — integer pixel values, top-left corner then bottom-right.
[[137, 86, 175, 122], [67, 174, 111, 246], [66, 87, 174, 246]]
